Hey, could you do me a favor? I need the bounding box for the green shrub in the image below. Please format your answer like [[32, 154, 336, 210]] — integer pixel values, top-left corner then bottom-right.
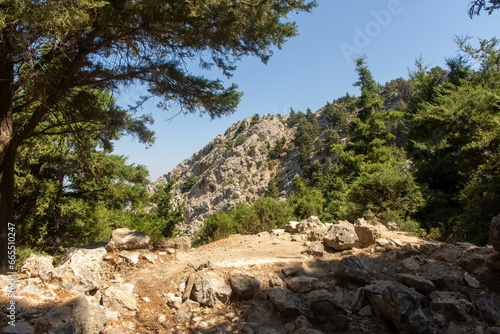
[[289, 178, 325, 219], [195, 198, 294, 246], [194, 212, 241, 246], [234, 135, 246, 147], [181, 175, 199, 193], [346, 161, 424, 225]]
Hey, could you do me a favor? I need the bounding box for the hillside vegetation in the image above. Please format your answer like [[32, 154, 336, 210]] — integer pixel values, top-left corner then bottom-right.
[[14, 38, 500, 260]]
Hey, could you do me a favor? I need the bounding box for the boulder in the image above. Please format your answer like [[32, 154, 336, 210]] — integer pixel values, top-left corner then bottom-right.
[[191, 274, 232, 307], [118, 250, 141, 265], [286, 216, 325, 235], [307, 298, 351, 332], [20, 254, 54, 281], [353, 218, 383, 247], [153, 236, 191, 253], [103, 285, 138, 316], [335, 256, 374, 285], [323, 220, 359, 251], [285, 221, 300, 234], [303, 242, 324, 257], [71, 294, 107, 334], [285, 276, 318, 293], [230, 273, 261, 300], [105, 228, 150, 252], [429, 291, 471, 322], [267, 288, 302, 318], [51, 247, 106, 293], [470, 294, 500, 325], [364, 280, 436, 334], [396, 274, 436, 294], [298, 216, 325, 233], [490, 214, 500, 253]]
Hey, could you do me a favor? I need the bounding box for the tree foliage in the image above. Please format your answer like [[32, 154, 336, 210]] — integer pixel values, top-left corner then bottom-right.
[[469, 0, 500, 17], [0, 0, 316, 272]]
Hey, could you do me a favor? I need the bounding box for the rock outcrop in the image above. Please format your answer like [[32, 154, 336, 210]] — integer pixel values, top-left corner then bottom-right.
[[151, 114, 300, 234]]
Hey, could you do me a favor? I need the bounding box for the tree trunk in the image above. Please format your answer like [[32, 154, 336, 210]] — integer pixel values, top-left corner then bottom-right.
[[0, 26, 16, 274], [0, 149, 16, 274]]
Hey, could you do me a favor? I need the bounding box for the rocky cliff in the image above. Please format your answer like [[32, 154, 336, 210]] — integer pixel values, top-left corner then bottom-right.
[[151, 113, 302, 234]]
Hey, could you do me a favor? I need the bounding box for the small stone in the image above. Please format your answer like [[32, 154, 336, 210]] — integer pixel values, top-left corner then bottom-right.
[[464, 272, 480, 288], [358, 304, 373, 317], [396, 274, 436, 294], [142, 253, 158, 264], [399, 257, 421, 272], [230, 273, 261, 300], [375, 238, 390, 247], [119, 250, 141, 265], [286, 276, 318, 293], [282, 267, 299, 277]]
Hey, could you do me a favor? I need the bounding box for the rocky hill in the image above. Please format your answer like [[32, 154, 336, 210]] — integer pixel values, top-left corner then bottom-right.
[[151, 113, 303, 234], [1, 216, 500, 333]]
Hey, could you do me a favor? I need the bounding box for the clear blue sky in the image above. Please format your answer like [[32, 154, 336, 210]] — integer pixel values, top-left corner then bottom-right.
[[113, 0, 499, 181]]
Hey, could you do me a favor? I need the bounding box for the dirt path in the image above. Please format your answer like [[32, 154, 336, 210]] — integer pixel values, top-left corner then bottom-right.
[[114, 229, 424, 333]]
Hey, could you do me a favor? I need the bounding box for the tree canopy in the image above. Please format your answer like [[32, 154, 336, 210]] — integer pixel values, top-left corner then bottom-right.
[[0, 0, 316, 273], [469, 0, 500, 17]]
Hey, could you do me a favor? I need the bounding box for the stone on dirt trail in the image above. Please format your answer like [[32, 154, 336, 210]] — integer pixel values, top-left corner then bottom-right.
[[105, 228, 150, 252], [323, 220, 359, 251]]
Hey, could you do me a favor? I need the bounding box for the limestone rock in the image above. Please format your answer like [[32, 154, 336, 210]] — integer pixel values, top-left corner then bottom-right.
[[285, 221, 300, 234], [20, 253, 54, 281], [490, 214, 500, 253], [396, 274, 436, 294], [71, 294, 107, 334], [429, 291, 471, 322], [267, 288, 302, 318], [464, 271, 480, 288], [323, 220, 359, 251], [335, 256, 374, 285], [153, 115, 296, 234], [103, 285, 138, 316], [303, 242, 324, 257], [51, 247, 106, 293], [230, 273, 261, 300], [105, 228, 150, 252], [353, 218, 383, 247], [470, 293, 500, 325], [118, 250, 141, 265], [364, 280, 436, 334], [307, 297, 351, 331], [285, 276, 318, 293], [191, 274, 232, 307]]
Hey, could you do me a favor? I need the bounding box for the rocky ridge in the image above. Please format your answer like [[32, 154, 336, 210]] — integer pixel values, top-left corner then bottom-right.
[[151, 114, 301, 234], [2, 216, 500, 334]]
